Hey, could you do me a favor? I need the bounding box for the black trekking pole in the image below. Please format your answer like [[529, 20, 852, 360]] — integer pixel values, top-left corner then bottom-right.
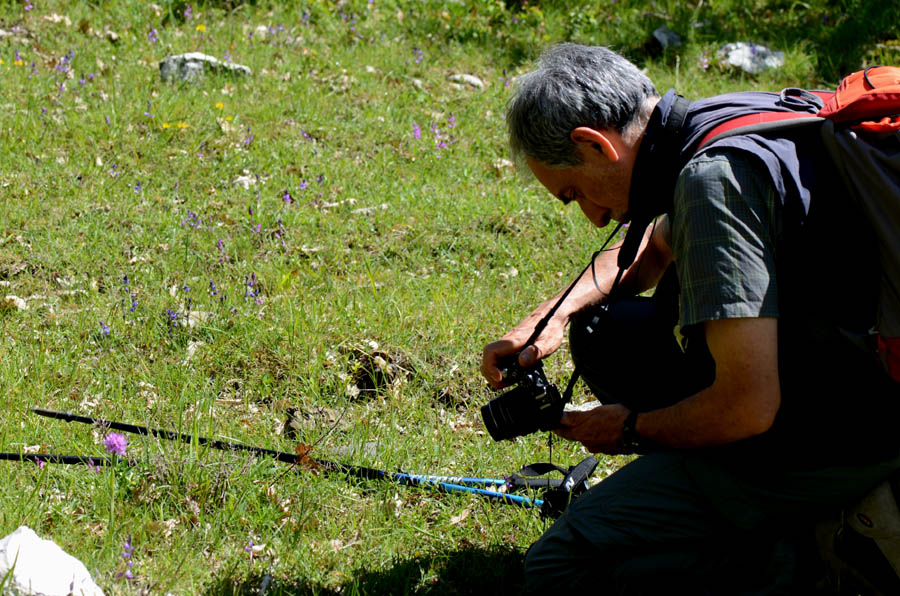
[[2, 409, 547, 509]]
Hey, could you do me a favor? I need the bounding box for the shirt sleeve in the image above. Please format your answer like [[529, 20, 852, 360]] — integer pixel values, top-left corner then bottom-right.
[[672, 149, 780, 329]]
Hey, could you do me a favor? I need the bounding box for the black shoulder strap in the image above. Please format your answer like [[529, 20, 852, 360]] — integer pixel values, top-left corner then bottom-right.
[[617, 95, 691, 276]]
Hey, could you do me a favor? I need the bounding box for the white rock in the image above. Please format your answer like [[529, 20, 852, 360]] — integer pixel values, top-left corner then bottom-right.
[[447, 73, 484, 89], [233, 175, 255, 189], [0, 526, 105, 596], [716, 42, 784, 75], [492, 158, 515, 173], [2, 295, 27, 311], [159, 52, 252, 83]]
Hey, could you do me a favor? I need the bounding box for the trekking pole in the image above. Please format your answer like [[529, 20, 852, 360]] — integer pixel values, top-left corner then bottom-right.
[[23, 409, 544, 509]]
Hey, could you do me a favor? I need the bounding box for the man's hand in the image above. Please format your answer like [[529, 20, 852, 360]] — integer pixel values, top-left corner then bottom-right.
[[554, 403, 630, 453], [481, 306, 568, 389]]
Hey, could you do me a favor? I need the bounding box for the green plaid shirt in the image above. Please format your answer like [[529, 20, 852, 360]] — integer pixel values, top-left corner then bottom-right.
[[671, 149, 781, 329]]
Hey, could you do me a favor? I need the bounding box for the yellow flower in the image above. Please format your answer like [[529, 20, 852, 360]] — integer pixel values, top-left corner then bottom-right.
[[225, 115, 233, 121], [215, 102, 224, 110], [14, 60, 23, 67], [0, 59, 4, 65], [177, 122, 190, 129], [162, 122, 171, 129], [196, 24, 206, 32]]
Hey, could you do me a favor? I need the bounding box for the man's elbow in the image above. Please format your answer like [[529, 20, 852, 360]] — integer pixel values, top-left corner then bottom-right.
[[734, 390, 781, 439]]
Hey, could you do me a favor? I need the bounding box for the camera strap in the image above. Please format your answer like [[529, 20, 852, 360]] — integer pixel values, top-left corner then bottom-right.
[[505, 456, 598, 519]]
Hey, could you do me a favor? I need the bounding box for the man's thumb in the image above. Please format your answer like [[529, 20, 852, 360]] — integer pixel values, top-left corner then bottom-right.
[[518, 345, 539, 367]]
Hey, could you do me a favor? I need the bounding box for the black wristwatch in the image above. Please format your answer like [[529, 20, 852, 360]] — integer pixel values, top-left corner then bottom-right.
[[620, 409, 643, 453]]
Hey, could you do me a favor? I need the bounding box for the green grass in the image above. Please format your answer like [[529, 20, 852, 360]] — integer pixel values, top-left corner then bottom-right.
[[0, 0, 897, 593]]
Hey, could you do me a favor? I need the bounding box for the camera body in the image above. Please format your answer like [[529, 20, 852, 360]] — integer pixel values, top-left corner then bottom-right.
[[480, 357, 565, 441]]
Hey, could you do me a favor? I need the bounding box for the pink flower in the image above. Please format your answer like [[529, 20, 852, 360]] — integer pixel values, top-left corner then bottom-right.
[[103, 433, 128, 456]]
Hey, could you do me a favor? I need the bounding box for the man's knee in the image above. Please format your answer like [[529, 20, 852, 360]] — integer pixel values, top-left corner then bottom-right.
[[524, 515, 604, 592]]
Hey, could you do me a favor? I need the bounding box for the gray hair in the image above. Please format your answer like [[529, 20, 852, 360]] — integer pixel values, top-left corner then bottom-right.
[[507, 44, 659, 168]]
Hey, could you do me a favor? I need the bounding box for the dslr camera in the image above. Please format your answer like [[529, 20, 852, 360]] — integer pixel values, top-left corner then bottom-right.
[[480, 356, 566, 441]]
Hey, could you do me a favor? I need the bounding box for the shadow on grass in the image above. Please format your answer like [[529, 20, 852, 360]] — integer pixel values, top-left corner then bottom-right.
[[204, 543, 525, 596]]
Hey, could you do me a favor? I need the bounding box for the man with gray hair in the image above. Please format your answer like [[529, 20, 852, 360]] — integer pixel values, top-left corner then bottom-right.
[[481, 43, 900, 592]]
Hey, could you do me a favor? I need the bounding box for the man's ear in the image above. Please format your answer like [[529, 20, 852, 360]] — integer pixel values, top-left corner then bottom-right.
[[571, 127, 620, 163]]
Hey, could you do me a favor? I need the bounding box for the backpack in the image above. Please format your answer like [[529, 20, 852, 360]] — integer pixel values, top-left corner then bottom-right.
[[697, 66, 900, 384]]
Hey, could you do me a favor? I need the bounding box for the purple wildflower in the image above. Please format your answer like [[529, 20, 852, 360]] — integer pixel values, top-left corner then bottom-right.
[[216, 239, 227, 263], [103, 433, 128, 456], [105, 115, 111, 126], [100, 321, 110, 336], [244, 273, 257, 299], [181, 210, 202, 229], [412, 122, 421, 140], [184, 4, 192, 19], [251, 223, 261, 234], [134, 181, 142, 194], [698, 53, 710, 71], [316, 174, 325, 184], [117, 537, 135, 580], [166, 308, 179, 333], [87, 458, 100, 473], [299, 179, 308, 190], [244, 539, 253, 553], [148, 28, 158, 43], [282, 190, 292, 204], [34, 456, 44, 469], [24, 2, 33, 10]]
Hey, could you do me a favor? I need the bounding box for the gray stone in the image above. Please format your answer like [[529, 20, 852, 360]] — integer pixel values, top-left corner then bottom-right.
[[717, 42, 784, 75], [447, 73, 484, 89], [651, 26, 682, 51], [159, 52, 252, 83]]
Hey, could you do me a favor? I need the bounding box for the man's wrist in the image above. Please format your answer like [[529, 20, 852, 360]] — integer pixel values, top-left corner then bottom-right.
[[621, 409, 645, 453]]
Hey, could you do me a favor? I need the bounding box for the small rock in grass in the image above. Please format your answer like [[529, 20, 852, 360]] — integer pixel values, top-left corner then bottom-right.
[[2, 295, 27, 311], [160, 52, 252, 83], [717, 42, 784, 74], [0, 526, 105, 596], [492, 158, 515, 176], [447, 73, 484, 89], [233, 174, 255, 189], [648, 25, 682, 54]]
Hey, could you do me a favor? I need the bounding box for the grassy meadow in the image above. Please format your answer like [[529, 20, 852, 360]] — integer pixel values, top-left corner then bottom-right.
[[1, 0, 898, 593]]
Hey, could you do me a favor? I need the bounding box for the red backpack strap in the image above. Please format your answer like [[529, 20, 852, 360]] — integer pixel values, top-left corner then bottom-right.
[[877, 335, 900, 383], [697, 89, 833, 149], [698, 111, 820, 149]]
